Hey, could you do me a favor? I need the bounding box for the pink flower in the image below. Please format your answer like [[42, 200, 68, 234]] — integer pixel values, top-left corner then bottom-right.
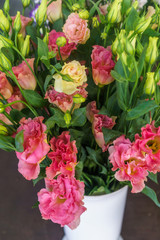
[[45, 86, 73, 113], [46, 131, 77, 179], [48, 30, 77, 60], [47, 0, 62, 23], [63, 13, 90, 44], [91, 45, 115, 86], [12, 58, 37, 90], [86, 101, 99, 123], [0, 72, 13, 99], [99, 4, 108, 15], [108, 136, 148, 193], [38, 175, 86, 229], [92, 114, 116, 152], [11, 15, 32, 37], [16, 117, 50, 180]]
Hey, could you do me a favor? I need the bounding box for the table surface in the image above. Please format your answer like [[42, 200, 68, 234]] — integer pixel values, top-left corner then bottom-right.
[[0, 150, 160, 240]]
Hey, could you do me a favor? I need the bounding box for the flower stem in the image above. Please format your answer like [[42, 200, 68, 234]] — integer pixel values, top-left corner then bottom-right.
[[97, 87, 101, 109]]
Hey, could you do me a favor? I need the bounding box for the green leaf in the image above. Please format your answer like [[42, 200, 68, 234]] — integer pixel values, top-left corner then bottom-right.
[[15, 130, 24, 152], [44, 75, 53, 92], [111, 70, 127, 82], [125, 7, 139, 32], [26, 25, 38, 44], [37, 38, 50, 68], [89, 0, 105, 22], [0, 135, 15, 151], [49, 107, 67, 128], [142, 186, 160, 207], [137, 47, 147, 78], [23, 90, 46, 108], [121, 0, 132, 15], [53, 18, 63, 32], [75, 161, 83, 179], [148, 172, 158, 184], [116, 81, 129, 111], [102, 128, 122, 144], [126, 100, 158, 120], [45, 116, 55, 130], [71, 107, 86, 127], [10, 109, 26, 123], [32, 201, 39, 208], [89, 0, 102, 17]]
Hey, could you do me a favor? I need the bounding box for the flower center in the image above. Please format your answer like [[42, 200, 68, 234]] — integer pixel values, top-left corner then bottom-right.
[[146, 136, 160, 154]]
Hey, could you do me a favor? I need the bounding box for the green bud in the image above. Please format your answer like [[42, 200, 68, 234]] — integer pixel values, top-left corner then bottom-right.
[[79, 9, 89, 20], [126, 0, 138, 15], [112, 29, 126, 55], [136, 39, 143, 55], [17, 33, 24, 52], [125, 38, 134, 55], [135, 16, 152, 34], [108, 0, 122, 24], [92, 17, 99, 28], [21, 35, 30, 57], [144, 72, 155, 95], [0, 9, 10, 33], [101, 32, 107, 40], [56, 36, 67, 47], [0, 53, 12, 71], [72, 3, 80, 11], [13, 11, 22, 33], [0, 35, 13, 49], [73, 94, 86, 104], [43, 32, 49, 44], [64, 112, 71, 125], [35, 0, 47, 26], [145, 36, 158, 65], [0, 125, 8, 135], [0, 102, 5, 113], [21, 0, 30, 8], [3, 0, 10, 13], [155, 70, 160, 84]]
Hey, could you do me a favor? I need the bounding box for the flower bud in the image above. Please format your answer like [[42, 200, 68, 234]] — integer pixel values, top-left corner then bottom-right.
[[155, 70, 160, 84], [13, 11, 22, 33], [146, 6, 155, 19], [126, 0, 138, 15], [125, 38, 134, 55], [0, 102, 5, 113], [92, 17, 99, 28], [35, 0, 47, 26], [79, 9, 89, 20], [17, 33, 24, 52], [145, 36, 158, 65], [72, 3, 80, 11], [47, 0, 62, 23], [21, 0, 30, 8], [43, 32, 49, 44], [0, 125, 8, 135], [73, 94, 86, 104], [144, 72, 155, 95], [56, 36, 67, 47], [0, 53, 12, 71], [0, 35, 13, 49], [3, 0, 10, 13], [21, 35, 30, 57], [101, 32, 107, 40], [0, 10, 10, 33], [135, 16, 152, 34], [136, 40, 143, 55], [112, 29, 126, 55], [108, 0, 122, 24], [64, 111, 71, 125]]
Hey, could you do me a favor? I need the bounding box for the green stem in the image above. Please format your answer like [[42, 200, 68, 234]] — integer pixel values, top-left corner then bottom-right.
[[0, 120, 16, 132], [22, 7, 25, 16], [58, 46, 63, 65], [105, 84, 110, 107], [97, 87, 101, 109], [3, 112, 17, 126]]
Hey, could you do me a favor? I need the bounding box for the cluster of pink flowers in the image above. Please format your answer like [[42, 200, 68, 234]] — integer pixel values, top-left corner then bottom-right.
[[108, 122, 160, 193], [86, 101, 116, 152]]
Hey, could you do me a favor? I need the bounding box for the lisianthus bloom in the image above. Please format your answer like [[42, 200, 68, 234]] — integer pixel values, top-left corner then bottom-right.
[[135, 122, 160, 173], [108, 135, 148, 193], [46, 131, 77, 179], [47, 0, 62, 23], [54, 60, 87, 95], [92, 114, 116, 152], [0, 72, 13, 99], [48, 30, 76, 60], [38, 175, 86, 229], [16, 117, 50, 180], [63, 13, 90, 44], [45, 86, 73, 113], [12, 58, 37, 90], [91, 45, 115, 86], [99, 3, 108, 15], [11, 15, 32, 37], [86, 101, 99, 123]]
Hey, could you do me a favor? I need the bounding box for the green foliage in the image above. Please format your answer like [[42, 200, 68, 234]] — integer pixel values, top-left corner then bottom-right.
[[23, 90, 46, 108], [15, 130, 24, 152]]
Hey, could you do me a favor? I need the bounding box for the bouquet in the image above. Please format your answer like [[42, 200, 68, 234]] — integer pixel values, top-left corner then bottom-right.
[[0, 0, 160, 230]]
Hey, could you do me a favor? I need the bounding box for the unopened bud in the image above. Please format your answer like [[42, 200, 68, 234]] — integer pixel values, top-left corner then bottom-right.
[[101, 32, 107, 40], [64, 112, 71, 125], [22, 0, 31, 8], [56, 36, 67, 47], [92, 17, 99, 28], [135, 16, 151, 34], [0, 35, 13, 49], [155, 70, 160, 83], [144, 72, 155, 95], [145, 36, 158, 65], [0, 10, 10, 33], [3, 0, 10, 13], [79, 9, 89, 20], [13, 11, 22, 33], [0, 125, 8, 135], [72, 3, 80, 11], [17, 33, 24, 52], [136, 40, 143, 55], [0, 53, 12, 71], [126, 0, 138, 15], [0, 102, 5, 113], [125, 38, 134, 55], [73, 94, 86, 104], [43, 32, 49, 44], [112, 29, 126, 55], [21, 35, 30, 57], [35, 0, 47, 26], [108, 0, 122, 24]]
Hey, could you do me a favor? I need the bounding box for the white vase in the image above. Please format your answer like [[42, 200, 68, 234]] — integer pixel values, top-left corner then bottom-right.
[[62, 186, 128, 240]]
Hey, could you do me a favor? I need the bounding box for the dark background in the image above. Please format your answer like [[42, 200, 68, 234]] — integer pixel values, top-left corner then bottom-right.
[[0, 0, 160, 239]]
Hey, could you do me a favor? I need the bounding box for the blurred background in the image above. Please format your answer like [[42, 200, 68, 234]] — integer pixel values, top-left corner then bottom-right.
[[0, 0, 160, 239]]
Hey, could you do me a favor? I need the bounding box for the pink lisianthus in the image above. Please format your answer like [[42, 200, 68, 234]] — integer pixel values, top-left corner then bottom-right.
[[38, 175, 86, 229], [92, 114, 116, 152], [86, 101, 99, 123], [48, 30, 77, 60], [91, 45, 115, 86], [45, 86, 73, 113], [63, 13, 90, 44], [47, 0, 62, 23], [46, 131, 77, 179], [108, 135, 148, 193], [0, 72, 13, 99], [16, 117, 50, 180], [11, 15, 32, 37], [99, 4, 108, 15], [12, 58, 37, 90]]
